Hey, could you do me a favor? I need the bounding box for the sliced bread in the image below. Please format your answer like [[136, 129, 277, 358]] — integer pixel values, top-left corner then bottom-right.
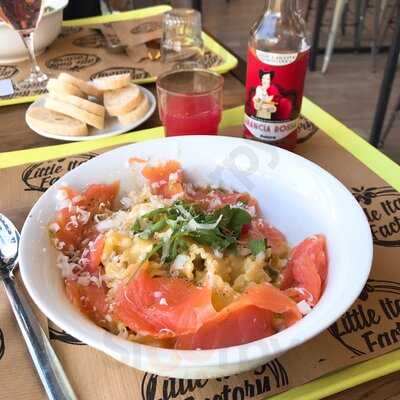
[[49, 91, 105, 117], [26, 107, 88, 136], [45, 96, 104, 130], [92, 73, 131, 91], [58, 72, 102, 98], [103, 83, 142, 116], [47, 78, 84, 98], [118, 93, 149, 126]]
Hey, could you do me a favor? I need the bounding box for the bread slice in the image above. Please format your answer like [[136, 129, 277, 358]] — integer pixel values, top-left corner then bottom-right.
[[26, 107, 88, 136], [45, 97, 104, 130], [103, 84, 142, 116], [49, 91, 105, 117], [92, 73, 131, 91], [58, 72, 101, 98], [118, 93, 149, 126], [47, 78, 84, 98]]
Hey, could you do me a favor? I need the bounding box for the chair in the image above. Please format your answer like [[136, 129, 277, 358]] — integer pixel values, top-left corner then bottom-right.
[[370, 2, 400, 147], [321, 0, 393, 74], [378, 93, 400, 148], [321, 0, 348, 74]]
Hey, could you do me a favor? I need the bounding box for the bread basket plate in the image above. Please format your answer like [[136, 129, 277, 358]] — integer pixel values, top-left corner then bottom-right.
[[25, 86, 156, 142]]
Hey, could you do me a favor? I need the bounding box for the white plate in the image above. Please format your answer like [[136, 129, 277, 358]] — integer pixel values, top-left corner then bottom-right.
[[26, 87, 156, 141], [19, 136, 373, 379]]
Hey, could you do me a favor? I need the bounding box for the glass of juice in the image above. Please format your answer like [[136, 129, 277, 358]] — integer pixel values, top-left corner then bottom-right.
[[156, 69, 224, 136]]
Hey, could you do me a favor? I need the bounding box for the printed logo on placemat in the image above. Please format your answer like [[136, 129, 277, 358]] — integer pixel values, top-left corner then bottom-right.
[[0, 65, 18, 80], [203, 50, 224, 69], [46, 53, 101, 72], [297, 117, 318, 143], [352, 186, 400, 247], [328, 278, 400, 357], [0, 328, 4, 360], [21, 153, 97, 192], [130, 21, 161, 35], [73, 32, 106, 49], [49, 326, 85, 345], [141, 359, 288, 400], [90, 67, 150, 81]]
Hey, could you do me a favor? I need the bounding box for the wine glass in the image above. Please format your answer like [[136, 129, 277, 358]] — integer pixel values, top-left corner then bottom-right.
[[0, 0, 49, 89]]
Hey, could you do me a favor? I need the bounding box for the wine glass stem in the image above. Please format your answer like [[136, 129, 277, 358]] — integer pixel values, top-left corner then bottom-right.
[[19, 31, 41, 76]]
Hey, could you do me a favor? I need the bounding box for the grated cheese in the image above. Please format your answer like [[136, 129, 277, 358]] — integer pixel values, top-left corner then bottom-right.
[[77, 273, 91, 286], [120, 196, 133, 208], [187, 215, 222, 232], [297, 300, 313, 315], [96, 211, 127, 232], [171, 254, 189, 270], [48, 222, 60, 233], [56, 253, 80, 278], [76, 207, 90, 225], [53, 238, 66, 250]]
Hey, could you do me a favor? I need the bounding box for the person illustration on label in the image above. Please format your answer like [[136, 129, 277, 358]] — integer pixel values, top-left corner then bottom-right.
[[252, 71, 294, 121]]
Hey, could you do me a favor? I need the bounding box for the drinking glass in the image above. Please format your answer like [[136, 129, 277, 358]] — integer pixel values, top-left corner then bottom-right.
[[156, 69, 223, 137], [161, 8, 204, 66], [0, 0, 48, 89]]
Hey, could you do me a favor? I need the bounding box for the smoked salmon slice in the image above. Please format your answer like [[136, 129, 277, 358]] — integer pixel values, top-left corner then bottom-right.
[[113, 267, 217, 338], [175, 282, 301, 350], [281, 235, 327, 306]]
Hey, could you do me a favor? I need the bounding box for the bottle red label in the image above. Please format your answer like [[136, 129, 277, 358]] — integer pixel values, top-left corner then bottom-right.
[[244, 47, 309, 148]]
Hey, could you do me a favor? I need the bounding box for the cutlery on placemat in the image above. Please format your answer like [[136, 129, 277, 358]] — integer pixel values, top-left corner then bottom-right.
[[0, 214, 77, 400], [95, 25, 127, 55]]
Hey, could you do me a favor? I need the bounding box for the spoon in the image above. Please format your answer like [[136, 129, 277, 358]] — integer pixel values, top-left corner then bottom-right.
[[0, 214, 77, 400]]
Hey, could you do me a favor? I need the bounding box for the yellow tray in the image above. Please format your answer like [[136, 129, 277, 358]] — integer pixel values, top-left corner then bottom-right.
[[1, 99, 400, 399], [0, 5, 238, 107]]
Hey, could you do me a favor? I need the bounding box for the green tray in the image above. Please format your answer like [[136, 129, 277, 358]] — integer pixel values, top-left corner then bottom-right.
[[0, 5, 238, 107]]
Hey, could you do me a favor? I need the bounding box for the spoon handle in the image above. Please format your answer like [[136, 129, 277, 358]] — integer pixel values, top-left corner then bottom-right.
[[3, 276, 77, 400]]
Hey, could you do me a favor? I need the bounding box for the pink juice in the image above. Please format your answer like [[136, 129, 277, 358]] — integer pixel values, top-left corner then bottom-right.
[[162, 94, 222, 136]]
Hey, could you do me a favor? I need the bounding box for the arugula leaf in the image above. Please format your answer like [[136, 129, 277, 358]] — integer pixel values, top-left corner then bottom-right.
[[135, 200, 254, 263], [141, 207, 168, 221], [227, 208, 252, 233], [187, 229, 235, 252], [132, 218, 142, 233], [140, 219, 167, 239], [144, 242, 163, 261], [208, 206, 251, 235], [168, 236, 189, 262], [249, 238, 266, 256]]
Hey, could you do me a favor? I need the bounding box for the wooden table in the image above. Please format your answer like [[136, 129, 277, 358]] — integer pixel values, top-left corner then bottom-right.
[[0, 72, 245, 153], [0, 54, 399, 400]]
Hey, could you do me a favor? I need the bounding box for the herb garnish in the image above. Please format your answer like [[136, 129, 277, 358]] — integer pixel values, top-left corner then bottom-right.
[[248, 238, 266, 256], [132, 200, 252, 263]]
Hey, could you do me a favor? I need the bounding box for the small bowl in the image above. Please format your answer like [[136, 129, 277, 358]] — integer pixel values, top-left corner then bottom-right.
[[0, 0, 68, 64], [19, 136, 373, 379]]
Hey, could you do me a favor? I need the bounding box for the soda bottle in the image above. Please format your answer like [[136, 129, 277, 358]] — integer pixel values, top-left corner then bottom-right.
[[243, 0, 310, 150]]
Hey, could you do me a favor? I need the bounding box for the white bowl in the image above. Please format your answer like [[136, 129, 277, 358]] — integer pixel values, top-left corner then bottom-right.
[[0, 0, 68, 64], [19, 136, 373, 379]]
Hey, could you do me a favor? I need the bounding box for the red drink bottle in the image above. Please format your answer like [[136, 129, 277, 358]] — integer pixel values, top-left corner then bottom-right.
[[243, 0, 310, 150]]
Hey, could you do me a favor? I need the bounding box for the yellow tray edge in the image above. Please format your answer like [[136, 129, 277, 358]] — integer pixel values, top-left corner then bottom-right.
[[0, 5, 237, 106]]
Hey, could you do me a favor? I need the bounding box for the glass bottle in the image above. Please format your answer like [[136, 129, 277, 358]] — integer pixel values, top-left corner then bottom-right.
[[243, 0, 310, 150]]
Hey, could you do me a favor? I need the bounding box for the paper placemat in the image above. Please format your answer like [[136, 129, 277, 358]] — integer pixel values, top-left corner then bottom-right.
[[0, 6, 237, 106], [1, 114, 400, 399]]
